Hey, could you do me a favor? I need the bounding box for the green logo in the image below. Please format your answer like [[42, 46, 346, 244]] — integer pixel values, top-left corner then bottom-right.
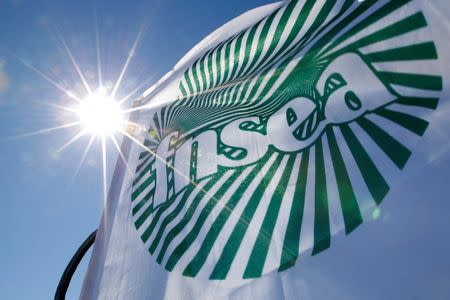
[[131, 0, 442, 280]]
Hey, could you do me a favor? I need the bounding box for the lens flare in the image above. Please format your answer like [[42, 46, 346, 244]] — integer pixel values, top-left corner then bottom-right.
[[76, 89, 124, 136]]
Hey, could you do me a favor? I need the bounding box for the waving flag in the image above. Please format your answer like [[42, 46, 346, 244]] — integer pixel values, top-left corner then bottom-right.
[[81, 0, 449, 299]]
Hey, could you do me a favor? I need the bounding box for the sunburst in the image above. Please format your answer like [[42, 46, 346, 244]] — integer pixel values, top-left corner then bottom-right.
[[8, 19, 151, 205]]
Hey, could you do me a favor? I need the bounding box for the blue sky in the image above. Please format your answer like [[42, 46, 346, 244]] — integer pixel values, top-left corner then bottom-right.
[[1, 1, 450, 299]]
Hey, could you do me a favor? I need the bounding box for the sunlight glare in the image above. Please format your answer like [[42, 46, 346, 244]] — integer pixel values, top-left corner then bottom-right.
[[77, 88, 124, 136]]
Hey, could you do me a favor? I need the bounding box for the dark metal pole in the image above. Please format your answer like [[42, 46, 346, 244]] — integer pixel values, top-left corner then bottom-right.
[[55, 229, 97, 300]]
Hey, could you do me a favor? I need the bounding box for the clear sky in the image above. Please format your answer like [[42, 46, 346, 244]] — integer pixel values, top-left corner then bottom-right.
[[1, 1, 450, 300]]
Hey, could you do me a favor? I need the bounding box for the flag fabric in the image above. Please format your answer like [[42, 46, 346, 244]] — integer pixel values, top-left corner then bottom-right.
[[81, 0, 450, 299]]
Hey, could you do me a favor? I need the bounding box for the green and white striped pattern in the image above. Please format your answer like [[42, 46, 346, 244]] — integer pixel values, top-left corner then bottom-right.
[[131, 0, 442, 280]]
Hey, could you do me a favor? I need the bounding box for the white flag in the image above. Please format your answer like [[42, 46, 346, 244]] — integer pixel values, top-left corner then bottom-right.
[[81, 0, 450, 299]]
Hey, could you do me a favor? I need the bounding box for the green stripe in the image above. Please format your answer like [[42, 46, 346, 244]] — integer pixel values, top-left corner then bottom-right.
[[357, 117, 411, 169], [366, 42, 438, 62], [160, 107, 167, 131], [375, 107, 429, 136], [184, 72, 194, 95], [132, 189, 154, 215], [207, 48, 215, 89], [279, 149, 309, 272], [308, 0, 379, 57], [323, 0, 412, 54], [136, 155, 151, 173], [379, 72, 442, 91], [164, 168, 246, 270], [256, 0, 298, 67], [396, 97, 439, 110], [135, 204, 155, 231], [214, 43, 226, 87], [182, 153, 273, 277], [312, 138, 330, 255], [191, 61, 201, 93], [138, 151, 149, 160], [210, 154, 284, 280], [140, 185, 196, 242], [326, 128, 362, 234], [149, 173, 224, 255], [244, 12, 277, 74], [153, 114, 161, 133], [329, 12, 427, 58], [235, 24, 258, 78], [198, 53, 208, 92], [179, 82, 187, 97], [228, 33, 244, 81], [340, 124, 389, 204], [287, 0, 352, 61], [220, 42, 232, 85], [243, 155, 296, 278], [131, 172, 156, 201], [256, 0, 318, 73], [133, 159, 155, 185]]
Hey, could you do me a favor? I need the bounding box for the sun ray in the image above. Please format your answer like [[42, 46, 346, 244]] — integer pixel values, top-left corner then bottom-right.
[[122, 101, 163, 114], [53, 28, 93, 94], [101, 136, 108, 205], [10, 52, 82, 103], [57, 129, 87, 153], [118, 75, 155, 105], [120, 128, 259, 232], [122, 76, 250, 114], [39, 101, 78, 113], [111, 23, 146, 97], [0, 122, 81, 142], [94, 7, 103, 88], [70, 135, 96, 185], [110, 134, 133, 176]]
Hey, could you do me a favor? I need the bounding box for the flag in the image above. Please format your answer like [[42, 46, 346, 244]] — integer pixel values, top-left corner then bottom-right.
[[81, 0, 449, 299]]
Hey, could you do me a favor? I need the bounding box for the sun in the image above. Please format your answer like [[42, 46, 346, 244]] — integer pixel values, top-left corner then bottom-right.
[[76, 88, 125, 137], [11, 21, 149, 205]]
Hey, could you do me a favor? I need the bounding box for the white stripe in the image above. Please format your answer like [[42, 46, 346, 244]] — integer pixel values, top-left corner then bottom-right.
[[196, 153, 278, 278], [156, 171, 234, 263], [211, 46, 219, 88], [132, 181, 155, 218], [322, 132, 346, 235], [350, 121, 401, 188], [133, 160, 155, 188], [223, 38, 237, 84], [260, 0, 317, 70], [218, 42, 227, 85], [241, 16, 268, 75], [388, 102, 434, 121], [317, 1, 386, 57], [196, 57, 204, 92], [298, 144, 315, 256], [328, 5, 421, 57], [365, 112, 421, 152], [246, 3, 286, 74], [359, 26, 428, 55], [204, 51, 211, 91], [188, 64, 196, 94], [334, 126, 376, 222], [172, 167, 254, 274], [373, 60, 440, 75], [390, 84, 442, 99], [225, 82, 240, 107], [262, 155, 301, 275], [140, 179, 210, 250], [233, 29, 250, 81], [227, 157, 289, 278]]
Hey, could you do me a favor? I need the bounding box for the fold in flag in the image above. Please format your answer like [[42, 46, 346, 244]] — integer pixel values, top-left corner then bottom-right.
[[81, 0, 448, 299]]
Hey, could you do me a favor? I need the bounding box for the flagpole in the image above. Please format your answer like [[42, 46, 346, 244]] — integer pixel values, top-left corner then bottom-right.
[[54, 98, 143, 300], [54, 230, 97, 300]]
